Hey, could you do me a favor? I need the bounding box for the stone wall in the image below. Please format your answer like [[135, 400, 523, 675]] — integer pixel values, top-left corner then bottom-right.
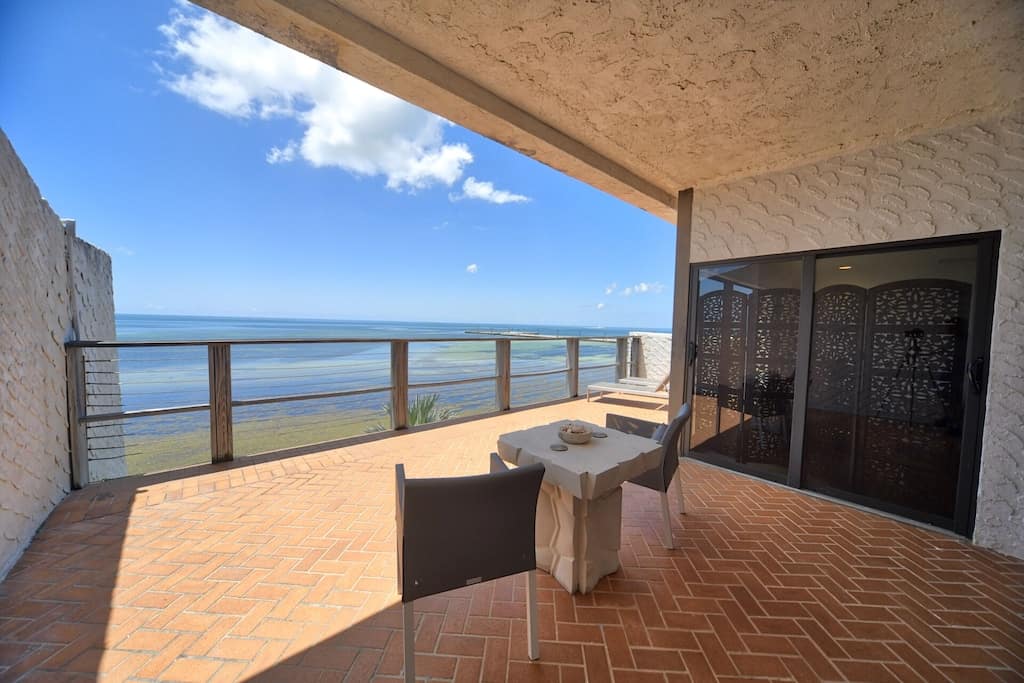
[[629, 332, 672, 385], [70, 238, 125, 482], [0, 130, 117, 578], [691, 112, 1024, 559]]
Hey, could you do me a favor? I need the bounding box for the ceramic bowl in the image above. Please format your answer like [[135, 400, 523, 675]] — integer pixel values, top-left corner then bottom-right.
[[558, 423, 592, 444]]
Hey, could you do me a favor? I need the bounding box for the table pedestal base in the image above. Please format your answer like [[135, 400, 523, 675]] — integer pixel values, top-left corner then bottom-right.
[[535, 482, 622, 593]]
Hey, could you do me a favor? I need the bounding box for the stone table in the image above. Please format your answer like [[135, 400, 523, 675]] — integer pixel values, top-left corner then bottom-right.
[[497, 419, 663, 593]]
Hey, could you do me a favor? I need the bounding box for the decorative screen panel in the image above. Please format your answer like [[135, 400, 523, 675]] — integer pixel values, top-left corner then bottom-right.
[[690, 265, 801, 482], [803, 285, 866, 487], [855, 279, 970, 517], [739, 288, 800, 466]]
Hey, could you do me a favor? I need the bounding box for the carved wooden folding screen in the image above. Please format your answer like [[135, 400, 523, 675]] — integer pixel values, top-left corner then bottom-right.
[[857, 279, 970, 517], [804, 285, 867, 486], [692, 285, 799, 467], [742, 288, 800, 466], [692, 288, 748, 454], [803, 278, 970, 517]]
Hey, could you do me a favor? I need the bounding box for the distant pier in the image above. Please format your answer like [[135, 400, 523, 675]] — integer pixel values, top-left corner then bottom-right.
[[464, 329, 554, 338], [465, 329, 615, 341]]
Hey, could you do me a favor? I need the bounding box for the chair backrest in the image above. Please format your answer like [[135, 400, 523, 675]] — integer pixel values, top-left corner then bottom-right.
[[610, 404, 691, 492], [604, 413, 661, 439], [662, 403, 692, 456], [657, 402, 693, 486], [396, 462, 545, 603]]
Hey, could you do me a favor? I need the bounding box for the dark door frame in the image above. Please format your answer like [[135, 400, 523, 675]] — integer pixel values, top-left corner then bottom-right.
[[957, 234, 1000, 537], [685, 231, 1001, 537]]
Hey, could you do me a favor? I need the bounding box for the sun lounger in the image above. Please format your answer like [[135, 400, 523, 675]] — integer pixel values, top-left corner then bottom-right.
[[586, 373, 669, 403], [616, 377, 664, 388]]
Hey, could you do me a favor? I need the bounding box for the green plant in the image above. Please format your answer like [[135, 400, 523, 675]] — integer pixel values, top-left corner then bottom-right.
[[368, 393, 458, 432]]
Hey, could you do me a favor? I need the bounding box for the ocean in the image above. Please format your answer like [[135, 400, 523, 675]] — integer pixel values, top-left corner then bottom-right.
[[91, 315, 656, 474], [115, 314, 637, 342]]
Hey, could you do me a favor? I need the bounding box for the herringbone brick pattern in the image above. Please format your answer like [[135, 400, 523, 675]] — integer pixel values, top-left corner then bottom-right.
[[1, 399, 1022, 682]]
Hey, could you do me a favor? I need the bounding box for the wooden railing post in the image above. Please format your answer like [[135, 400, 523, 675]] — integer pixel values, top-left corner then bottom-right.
[[495, 340, 511, 411], [566, 338, 580, 397], [616, 337, 628, 379], [208, 343, 233, 462], [66, 346, 89, 488], [391, 341, 409, 429]]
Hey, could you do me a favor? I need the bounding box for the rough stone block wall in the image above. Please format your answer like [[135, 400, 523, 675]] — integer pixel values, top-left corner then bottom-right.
[[691, 112, 1024, 560], [0, 132, 73, 579], [71, 238, 115, 340], [630, 332, 672, 384], [0, 130, 117, 578], [71, 239, 125, 481]]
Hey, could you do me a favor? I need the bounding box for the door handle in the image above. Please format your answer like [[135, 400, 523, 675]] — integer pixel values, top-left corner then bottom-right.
[[967, 356, 985, 394], [688, 341, 698, 366]]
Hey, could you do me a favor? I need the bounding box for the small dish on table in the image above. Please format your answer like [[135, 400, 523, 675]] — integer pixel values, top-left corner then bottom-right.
[[558, 422, 592, 445]]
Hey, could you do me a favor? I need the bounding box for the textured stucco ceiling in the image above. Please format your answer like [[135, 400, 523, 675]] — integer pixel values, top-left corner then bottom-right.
[[198, 0, 1024, 220]]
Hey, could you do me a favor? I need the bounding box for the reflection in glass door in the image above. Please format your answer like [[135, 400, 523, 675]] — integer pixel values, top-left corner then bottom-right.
[[690, 259, 802, 482], [802, 244, 977, 524]]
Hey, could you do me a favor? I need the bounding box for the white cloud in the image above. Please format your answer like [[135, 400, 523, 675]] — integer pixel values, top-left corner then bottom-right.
[[112, 246, 136, 256], [158, 5, 472, 190], [450, 177, 530, 204], [466, 263, 478, 274], [621, 282, 665, 296], [604, 282, 617, 295], [266, 142, 297, 164], [596, 302, 605, 310]]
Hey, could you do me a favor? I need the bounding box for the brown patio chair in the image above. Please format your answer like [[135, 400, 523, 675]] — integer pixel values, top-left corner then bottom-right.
[[606, 403, 692, 549], [395, 455, 545, 683]]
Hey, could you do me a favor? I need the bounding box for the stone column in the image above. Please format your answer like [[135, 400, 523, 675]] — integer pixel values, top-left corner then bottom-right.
[[668, 189, 693, 419]]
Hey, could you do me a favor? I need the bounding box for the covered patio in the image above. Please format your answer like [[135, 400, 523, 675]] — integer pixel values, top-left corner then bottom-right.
[[2, 398, 1022, 682], [2, 2, 1023, 681], [171, 0, 1024, 561]]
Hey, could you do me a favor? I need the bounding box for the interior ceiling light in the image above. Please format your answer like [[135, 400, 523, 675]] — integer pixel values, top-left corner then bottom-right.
[[838, 265, 853, 270]]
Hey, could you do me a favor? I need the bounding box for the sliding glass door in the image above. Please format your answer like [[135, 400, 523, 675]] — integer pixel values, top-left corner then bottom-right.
[[687, 234, 998, 534], [803, 244, 979, 525], [690, 258, 802, 483]]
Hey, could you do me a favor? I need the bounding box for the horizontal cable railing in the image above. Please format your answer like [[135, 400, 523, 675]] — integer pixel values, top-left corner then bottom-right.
[[65, 335, 630, 485]]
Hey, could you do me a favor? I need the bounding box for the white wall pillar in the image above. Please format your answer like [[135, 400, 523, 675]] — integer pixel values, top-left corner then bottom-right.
[[668, 189, 693, 419]]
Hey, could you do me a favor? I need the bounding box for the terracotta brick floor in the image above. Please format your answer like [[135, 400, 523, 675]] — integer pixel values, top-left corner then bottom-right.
[[1, 398, 1023, 682]]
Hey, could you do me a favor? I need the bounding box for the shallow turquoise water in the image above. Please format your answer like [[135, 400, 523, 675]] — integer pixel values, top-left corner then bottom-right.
[[92, 315, 650, 433]]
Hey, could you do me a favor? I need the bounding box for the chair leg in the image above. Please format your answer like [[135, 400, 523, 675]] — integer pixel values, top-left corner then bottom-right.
[[526, 570, 540, 661], [403, 601, 415, 682], [660, 491, 674, 549], [675, 468, 685, 514]]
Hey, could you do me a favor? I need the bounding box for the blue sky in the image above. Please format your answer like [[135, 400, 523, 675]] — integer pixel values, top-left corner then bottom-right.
[[1, 1, 675, 329]]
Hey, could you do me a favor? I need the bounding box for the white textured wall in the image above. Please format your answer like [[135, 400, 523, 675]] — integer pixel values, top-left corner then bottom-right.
[[630, 332, 672, 384], [71, 239, 125, 481], [0, 133, 73, 579], [0, 130, 117, 578], [692, 113, 1024, 559]]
